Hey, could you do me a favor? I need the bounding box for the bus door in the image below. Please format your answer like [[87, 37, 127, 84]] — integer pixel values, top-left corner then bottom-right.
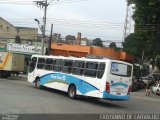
[[95, 63, 106, 96], [28, 57, 37, 82]]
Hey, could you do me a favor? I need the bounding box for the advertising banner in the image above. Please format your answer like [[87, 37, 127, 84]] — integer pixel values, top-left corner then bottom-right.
[[7, 43, 41, 54]]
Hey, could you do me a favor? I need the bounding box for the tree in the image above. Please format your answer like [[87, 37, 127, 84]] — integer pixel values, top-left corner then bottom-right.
[[109, 42, 117, 48], [124, 0, 160, 60], [123, 33, 148, 60], [92, 38, 104, 47], [155, 55, 160, 69]]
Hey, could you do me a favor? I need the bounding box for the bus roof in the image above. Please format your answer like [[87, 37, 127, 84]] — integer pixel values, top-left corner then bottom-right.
[[31, 55, 132, 65]]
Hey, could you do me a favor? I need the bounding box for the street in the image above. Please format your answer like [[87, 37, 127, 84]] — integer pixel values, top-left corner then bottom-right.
[[0, 76, 160, 114]]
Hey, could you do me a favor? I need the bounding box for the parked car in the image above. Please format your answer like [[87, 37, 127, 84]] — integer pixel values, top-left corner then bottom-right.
[[131, 79, 139, 92], [140, 75, 154, 85], [137, 78, 146, 89], [152, 82, 160, 95], [152, 73, 160, 81]]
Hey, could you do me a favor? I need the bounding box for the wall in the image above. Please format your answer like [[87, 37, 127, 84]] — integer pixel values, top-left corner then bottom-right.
[[51, 43, 135, 62], [0, 17, 38, 43], [0, 18, 17, 40]]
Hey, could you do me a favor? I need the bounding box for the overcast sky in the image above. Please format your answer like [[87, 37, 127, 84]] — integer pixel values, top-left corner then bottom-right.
[[0, 0, 134, 44]]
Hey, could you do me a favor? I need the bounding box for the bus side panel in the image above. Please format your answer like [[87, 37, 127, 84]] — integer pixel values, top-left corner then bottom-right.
[[39, 73, 100, 97]]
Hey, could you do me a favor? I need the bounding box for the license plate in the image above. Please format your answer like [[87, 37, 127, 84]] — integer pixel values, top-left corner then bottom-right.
[[116, 93, 121, 95]]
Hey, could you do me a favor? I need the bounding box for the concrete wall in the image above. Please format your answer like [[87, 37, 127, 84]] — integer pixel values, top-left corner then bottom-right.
[[0, 17, 38, 43], [0, 18, 17, 39]]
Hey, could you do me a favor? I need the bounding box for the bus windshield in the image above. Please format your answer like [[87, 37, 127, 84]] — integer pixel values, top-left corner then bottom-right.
[[28, 57, 37, 73], [110, 62, 132, 77]]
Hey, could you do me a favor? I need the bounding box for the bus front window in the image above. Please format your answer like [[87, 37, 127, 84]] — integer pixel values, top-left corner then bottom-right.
[[28, 57, 37, 73], [28, 62, 36, 73]]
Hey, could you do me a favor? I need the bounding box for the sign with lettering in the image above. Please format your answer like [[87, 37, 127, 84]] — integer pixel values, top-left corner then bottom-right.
[[0, 43, 6, 51], [7, 43, 42, 54]]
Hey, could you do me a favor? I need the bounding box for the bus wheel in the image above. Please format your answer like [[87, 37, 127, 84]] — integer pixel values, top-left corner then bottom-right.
[[35, 78, 41, 89], [68, 85, 77, 99]]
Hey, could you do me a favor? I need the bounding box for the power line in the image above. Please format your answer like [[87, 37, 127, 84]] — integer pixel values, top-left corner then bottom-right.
[[0, 0, 89, 5], [7, 18, 160, 28], [6, 18, 125, 30], [5, 17, 160, 32]]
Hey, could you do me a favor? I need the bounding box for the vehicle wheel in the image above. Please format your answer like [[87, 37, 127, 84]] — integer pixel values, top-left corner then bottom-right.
[[35, 78, 41, 89], [155, 90, 158, 95], [68, 85, 77, 99]]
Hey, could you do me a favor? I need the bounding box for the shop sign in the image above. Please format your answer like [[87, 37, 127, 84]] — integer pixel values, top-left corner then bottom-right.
[[7, 43, 41, 54], [0, 43, 6, 51]]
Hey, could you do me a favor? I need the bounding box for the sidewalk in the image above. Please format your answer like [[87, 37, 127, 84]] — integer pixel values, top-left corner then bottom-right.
[[10, 74, 27, 81], [18, 74, 28, 79]]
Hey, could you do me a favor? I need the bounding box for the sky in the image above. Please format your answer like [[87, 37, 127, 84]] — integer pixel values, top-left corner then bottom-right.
[[0, 0, 134, 46]]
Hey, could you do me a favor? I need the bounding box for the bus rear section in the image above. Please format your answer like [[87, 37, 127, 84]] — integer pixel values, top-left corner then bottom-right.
[[102, 61, 133, 101]]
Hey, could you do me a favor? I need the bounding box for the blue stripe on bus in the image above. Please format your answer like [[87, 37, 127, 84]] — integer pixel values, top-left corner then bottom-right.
[[111, 82, 128, 88], [39, 73, 99, 95], [103, 91, 129, 101]]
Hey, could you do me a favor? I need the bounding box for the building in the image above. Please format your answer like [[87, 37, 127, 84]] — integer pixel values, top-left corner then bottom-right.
[[50, 43, 135, 63], [0, 17, 38, 44]]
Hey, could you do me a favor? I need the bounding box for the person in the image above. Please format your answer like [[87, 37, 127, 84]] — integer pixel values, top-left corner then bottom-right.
[[145, 81, 151, 96]]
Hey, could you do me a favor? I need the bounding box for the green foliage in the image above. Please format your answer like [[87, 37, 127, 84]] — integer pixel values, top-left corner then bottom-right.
[[109, 42, 121, 51], [156, 55, 160, 69], [123, 33, 148, 58], [141, 64, 149, 76], [109, 42, 117, 48], [92, 38, 104, 47], [123, 0, 160, 61]]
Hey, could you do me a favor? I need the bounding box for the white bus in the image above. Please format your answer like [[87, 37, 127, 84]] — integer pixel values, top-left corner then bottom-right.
[[28, 55, 133, 101]]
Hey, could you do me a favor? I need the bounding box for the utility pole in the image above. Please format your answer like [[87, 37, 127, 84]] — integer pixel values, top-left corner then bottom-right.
[[34, 0, 48, 55], [123, 3, 129, 41], [122, 0, 132, 49], [43, 0, 47, 55], [47, 24, 53, 55], [34, 0, 58, 55]]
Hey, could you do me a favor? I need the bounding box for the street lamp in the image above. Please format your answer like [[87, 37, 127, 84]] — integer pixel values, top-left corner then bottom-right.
[[34, 19, 40, 24], [34, 18, 45, 55]]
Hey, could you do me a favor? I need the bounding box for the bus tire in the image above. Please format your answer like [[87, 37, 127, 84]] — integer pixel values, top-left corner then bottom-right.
[[68, 85, 77, 99], [35, 78, 41, 89]]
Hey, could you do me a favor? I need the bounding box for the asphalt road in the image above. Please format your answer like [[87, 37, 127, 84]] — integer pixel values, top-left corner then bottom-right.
[[0, 76, 160, 114]]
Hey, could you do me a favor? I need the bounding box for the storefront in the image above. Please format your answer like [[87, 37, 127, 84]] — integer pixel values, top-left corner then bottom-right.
[[6, 43, 41, 73]]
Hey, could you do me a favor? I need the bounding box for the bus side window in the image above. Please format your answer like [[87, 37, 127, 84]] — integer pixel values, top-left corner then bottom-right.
[[72, 61, 84, 75], [32, 57, 37, 62], [86, 62, 98, 69], [72, 61, 79, 67], [53, 59, 62, 72], [79, 61, 85, 68], [84, 62, 98, 78], [84, 69, 97, 77], [44, 58, 54, 71], [62, 60, 73, 73], [97, 63, 105, 78], [37, 58, 45, 69]]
